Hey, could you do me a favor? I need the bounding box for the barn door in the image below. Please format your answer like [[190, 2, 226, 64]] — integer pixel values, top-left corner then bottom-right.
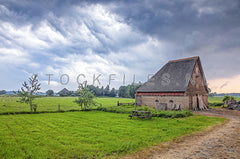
[[196, 94, 200, 109]]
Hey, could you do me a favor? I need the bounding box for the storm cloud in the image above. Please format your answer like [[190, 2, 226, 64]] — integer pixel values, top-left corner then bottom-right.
[[0, 0, 239, 92]]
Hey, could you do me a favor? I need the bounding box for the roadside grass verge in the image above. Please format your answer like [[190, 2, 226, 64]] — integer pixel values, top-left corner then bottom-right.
[[0, 111, 225, 158]]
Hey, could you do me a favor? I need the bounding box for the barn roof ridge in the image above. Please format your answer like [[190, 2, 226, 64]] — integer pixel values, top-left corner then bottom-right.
[[168, 56, 199, 63]]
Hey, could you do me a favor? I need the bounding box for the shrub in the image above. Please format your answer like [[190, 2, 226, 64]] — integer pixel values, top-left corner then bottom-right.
[[151, 110, 193, 118], [96, 105, 193, 118], [209, 102, 223, 107]]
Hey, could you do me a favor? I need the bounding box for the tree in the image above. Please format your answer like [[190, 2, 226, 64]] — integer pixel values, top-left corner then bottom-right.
[[223, 95, 235, 103], [109, 88, 116, 97], [118, 83, 142, 98], [118, 86, 128, 98], [14, 74, 41, 112], [0, 90, 6, 95], [46, 90, 54, 96], [104, 85, 110, 96], [95, 86, 102, 96], [74, 85, 95, 110], [129, 84, 136, 98], [100, 86, 104, 96], [88, 85, 97, 95]]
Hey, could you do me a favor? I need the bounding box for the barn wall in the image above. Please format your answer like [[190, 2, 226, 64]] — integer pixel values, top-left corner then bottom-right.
[[135, 95, 142, 106], [137, 95, 189, 110], [185, 60, 208, 109], [185, 60, 208, 96]]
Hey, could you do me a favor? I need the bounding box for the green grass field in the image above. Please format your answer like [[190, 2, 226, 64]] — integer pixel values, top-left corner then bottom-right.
[[0, 111, 225, 158], [0, 96, 227, 158], [1, 96, 238, 113], [208, 96, 240, 108], [208, 96, 240, 103], [0, 96, 134, 113]]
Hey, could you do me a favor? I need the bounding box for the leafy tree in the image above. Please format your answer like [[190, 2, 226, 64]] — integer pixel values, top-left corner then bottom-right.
[[95, 86, 102, 96], [223, 95, 235, 102], [0, 90, 6, 95], [129, 83, 142, 98], [100, 86, 104, 96], [46, 90, 54, 96], [118, 83, 142, 98], [14, 74, 41, 112], [109, 88, 116, 97], [104, 85, 110, 96], [74, 85, 95, 110], [118, 86, 128, 98], [208, 87, 216, 97], [59, 92, 67, 97], [129, 85, 134, 98], [88, 85, 97, 95]]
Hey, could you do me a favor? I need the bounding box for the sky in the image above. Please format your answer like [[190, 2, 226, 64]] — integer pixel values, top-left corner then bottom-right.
[[0, 0, 240, 93]]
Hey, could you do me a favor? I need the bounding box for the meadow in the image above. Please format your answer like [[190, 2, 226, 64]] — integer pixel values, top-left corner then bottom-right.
[[0, 111, 225, 158], [0, 96, 237, 113], [0, 96, 134, 114], [208, 96, 240, 103], [208, 96, 240, 108], [0, 96, 227, 158]]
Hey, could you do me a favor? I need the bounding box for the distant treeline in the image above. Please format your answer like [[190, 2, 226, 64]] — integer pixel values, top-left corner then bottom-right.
[[0, 83, 142, 98], [209, 92, 240, 97], [88, 83, 142, 98], [56, 83, 142, 98], [214, 93, 240, 97]]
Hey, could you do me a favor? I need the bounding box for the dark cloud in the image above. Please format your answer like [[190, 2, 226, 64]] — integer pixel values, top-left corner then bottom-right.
[[103, 0, 240, 79], [0, 0, 240, 91]]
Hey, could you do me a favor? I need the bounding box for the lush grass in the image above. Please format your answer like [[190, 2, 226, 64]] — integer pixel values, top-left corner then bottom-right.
[[2, 96, 240, 113], [0, 111, 225, 158], [0, 96, 134, 113], [208, 96, 240, 103], [208, 97, 224, 104], [208, 96, 240, 108]]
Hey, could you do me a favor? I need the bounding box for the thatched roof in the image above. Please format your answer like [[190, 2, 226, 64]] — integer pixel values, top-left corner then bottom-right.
[[137, 56, 204, 93]]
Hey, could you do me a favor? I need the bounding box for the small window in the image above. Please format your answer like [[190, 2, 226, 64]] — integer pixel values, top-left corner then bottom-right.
[[169, 100, 173, 103], [155, 99, 159, 102]]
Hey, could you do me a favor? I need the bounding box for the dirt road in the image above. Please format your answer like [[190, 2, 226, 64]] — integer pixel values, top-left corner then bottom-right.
[[151, 109, 240, 159]]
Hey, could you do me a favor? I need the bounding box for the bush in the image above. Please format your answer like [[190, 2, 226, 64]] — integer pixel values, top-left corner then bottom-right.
[[151, 110, 193, 118], [209, 102, 223, 107], [96, 105, 193, 118]]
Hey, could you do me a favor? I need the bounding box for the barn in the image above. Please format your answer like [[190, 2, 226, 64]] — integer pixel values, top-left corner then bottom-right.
[[135, 56, 208, 110]]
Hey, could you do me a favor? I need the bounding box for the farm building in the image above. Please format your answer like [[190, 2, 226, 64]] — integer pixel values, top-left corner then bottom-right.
[[135, 56, 208, 110]]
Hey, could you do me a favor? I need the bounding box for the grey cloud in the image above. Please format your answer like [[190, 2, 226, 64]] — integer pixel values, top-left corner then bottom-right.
[[0, 0, 240, 91]]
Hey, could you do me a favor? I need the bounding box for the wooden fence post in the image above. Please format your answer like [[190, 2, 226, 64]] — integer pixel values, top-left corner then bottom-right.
[[58, 104, 60, 112]]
